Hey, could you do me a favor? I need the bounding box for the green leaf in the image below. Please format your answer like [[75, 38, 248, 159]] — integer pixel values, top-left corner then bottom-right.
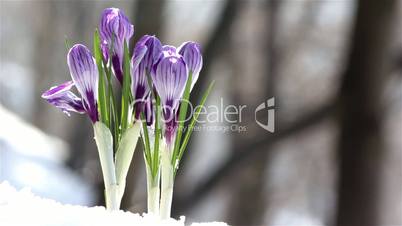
[[176, 80, 215, 172], [152, 94, 161, 178], [115, 121, 141, 194], [120, 41, 131, 133], [93, 122, 117, 188], [141, 113, 152, 167], [94, 29, 109, 127], [171, 72, 193, 164], [103, 53, 119, 150]]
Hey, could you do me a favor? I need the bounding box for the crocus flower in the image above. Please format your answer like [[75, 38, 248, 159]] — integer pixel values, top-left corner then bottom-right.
[[155, 42, 202, 90], [99, 8, 134, 84], [177, 42, 203, 89], [152, 55, 188, 146], [131, 35, 162, 120], [42, 44, 99, 123]]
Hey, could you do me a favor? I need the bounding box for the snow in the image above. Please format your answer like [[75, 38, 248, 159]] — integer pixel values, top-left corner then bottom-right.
[[0, 105, 69, 163], [0, 105, 94, 205], [0, 182, 228, 226]]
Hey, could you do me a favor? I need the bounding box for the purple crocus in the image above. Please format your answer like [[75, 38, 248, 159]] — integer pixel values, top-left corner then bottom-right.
[[157, 42, 202, 89], [42, 44, 99, 123], [152, 55, 188, 146], [131, 35, 162, 120], [178, 42, 202, 89], [99, 8, 134, 84]]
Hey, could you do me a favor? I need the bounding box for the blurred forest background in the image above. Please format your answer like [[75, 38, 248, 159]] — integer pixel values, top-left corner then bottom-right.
[[1, 0, 402, 225]]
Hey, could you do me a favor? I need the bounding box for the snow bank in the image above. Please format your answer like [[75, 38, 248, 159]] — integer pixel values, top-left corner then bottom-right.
[[0, 182, 227, 226]]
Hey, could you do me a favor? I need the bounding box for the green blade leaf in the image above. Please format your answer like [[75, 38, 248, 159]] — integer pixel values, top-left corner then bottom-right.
[[171, 72, 193, 164], [176, 80, 215, 172], [115, 121, 141, 195], [120, 41, 131, 133], [140, 113, 152, 167], [103, 54, 119, 149], [94, 29, 109, 127], [152, 94, 162, 178], [93, 122, 117, 188], [103, 49, 120, 150]]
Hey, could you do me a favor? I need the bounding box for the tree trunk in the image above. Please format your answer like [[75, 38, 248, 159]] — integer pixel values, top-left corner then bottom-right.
[[336, 0, 398, 225]]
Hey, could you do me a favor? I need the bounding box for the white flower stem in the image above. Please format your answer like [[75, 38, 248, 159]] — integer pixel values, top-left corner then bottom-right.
[[160, 147, 174, 220], [114, 122, 141, 210], [93, 122, 119, 211], [146, 165, 160, 215], [105, 184, 120, 210]]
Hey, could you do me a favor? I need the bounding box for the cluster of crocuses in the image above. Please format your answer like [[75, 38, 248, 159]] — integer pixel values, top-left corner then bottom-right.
[[42, 8, 213, 219]]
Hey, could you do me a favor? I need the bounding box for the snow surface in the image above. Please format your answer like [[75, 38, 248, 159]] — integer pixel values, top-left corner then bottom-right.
[[0, 182, 228, 226]]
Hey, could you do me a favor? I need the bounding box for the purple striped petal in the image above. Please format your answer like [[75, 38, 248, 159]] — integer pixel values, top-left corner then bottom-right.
[[164, 115, 178, 146], [136, 35, 162, 71], [111, 54, 123, 84], [67, 44, 99, 122], [153, 56, 188, 112], [99, 8, 134, 84], [152, 56, 188, 144], [161, 45, 179, 58], [151, 45, 179, 73], [131, 35, 162, 119], [131, 42, 149, 105], [41, 81, 85, 116], [131, 43, 147, 70], [178, 42, 203, 89]]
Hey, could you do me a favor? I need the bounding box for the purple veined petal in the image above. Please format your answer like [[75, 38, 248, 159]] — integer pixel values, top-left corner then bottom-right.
[[131, 43, 147, 70], [152, 55, 188, 117], [152, 45, 180, 74], [67, 44, 99, 122], [100, 42, 109, 65], [41, 81, 85, 116], [99, 8, 118, 41], [132, 78, 148, 120], [131, 44, 149, 120], [131, 35, 162, 119], [42, 80, 74, 98], [178, 41, 203, 89], [136, 35, 163, 71], [132, 93, 153, 125], [110, 30, 125, 78], [112, 54, 123, 84], [164, 112, 178, 146], [99, 8, 134, 84], [99, 8, 120, 60], [99, 8, 134, 48], [161, 45, 179, 58], [114, 9, 134, 41]]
